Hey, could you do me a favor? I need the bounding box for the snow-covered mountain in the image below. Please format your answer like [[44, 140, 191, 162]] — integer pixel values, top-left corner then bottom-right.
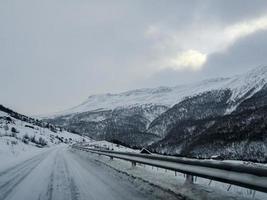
[[46, 66, 267, 161], [47, 66, 267, 118], [149, 83, 267, 162]]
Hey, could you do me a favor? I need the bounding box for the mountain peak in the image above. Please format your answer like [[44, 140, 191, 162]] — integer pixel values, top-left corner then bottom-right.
[[43, 66, 267, 118], [225, 66, 267, 103]]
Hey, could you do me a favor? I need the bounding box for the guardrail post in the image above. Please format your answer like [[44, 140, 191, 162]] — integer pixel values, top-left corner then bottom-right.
[[227, 184, 232, 191], [110, 156, 113, 160], [185, 174, 194, 185], [208, 180, 212, 186], [252, 190, 256, 199], [132, 161, 136, 167]]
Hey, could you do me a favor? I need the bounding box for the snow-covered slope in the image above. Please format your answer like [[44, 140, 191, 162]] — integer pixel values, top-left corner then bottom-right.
[[47, 79, 229, 117], [46, 66, 267, 118], [0, 111, 90, 144], [226, 66, 267, 101], [0, 105, 92, 165]]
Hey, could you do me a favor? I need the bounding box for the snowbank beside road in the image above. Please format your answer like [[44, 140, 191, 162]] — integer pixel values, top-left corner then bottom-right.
[[0, 136, 52, 171]]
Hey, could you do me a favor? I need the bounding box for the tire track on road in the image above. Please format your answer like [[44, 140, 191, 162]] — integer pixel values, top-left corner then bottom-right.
[[44, 148, 80, 200], [0, 151, 50, 200]]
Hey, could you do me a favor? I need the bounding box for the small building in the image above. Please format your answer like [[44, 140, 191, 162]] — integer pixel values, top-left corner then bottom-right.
[[140, 148, 151, 154]]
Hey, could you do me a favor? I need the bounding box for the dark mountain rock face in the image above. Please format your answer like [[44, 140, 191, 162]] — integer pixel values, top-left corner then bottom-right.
[[46, 105, 167, 147], [185, 106, 267, 162], [46, 67, 267, 162], [147, 89, 232, 138], [149, 86, 267, 162]]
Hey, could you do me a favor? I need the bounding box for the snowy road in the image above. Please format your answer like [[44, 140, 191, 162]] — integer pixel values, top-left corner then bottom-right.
[[0, 146, 178, 200]]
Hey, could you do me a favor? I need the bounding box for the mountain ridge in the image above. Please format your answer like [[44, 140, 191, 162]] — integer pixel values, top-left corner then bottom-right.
[[45, 66, 267, 161], [43, 66, 267, 119]]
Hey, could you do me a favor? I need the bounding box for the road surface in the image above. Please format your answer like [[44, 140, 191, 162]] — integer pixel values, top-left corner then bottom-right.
[[0, 146, 178, 200]]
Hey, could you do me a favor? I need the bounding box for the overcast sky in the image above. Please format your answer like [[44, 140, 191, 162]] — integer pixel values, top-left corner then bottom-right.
[[1, 0, 267, 115]]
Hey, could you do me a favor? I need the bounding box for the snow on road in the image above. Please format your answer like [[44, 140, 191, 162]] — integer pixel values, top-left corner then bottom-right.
[[0, 145, 179, 200]]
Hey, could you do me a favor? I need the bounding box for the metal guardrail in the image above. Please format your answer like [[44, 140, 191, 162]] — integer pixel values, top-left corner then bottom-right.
[[73, 146, 267, 193]]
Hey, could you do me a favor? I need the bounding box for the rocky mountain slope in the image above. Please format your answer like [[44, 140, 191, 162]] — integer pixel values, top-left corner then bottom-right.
[[45, 66, 267, 161], [149, 85, 267, 162]]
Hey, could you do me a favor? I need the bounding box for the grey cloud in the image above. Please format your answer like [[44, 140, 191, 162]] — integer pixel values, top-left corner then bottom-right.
[[142, 29, 267, 87], [202, 29, 267, 78], [194, 0, 267, 24], [0, 0, 267, 114]]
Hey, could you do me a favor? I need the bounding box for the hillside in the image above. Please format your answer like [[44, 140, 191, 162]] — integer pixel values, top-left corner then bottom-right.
[[45, 66, 267, 161], [0, 105, 90, 165]]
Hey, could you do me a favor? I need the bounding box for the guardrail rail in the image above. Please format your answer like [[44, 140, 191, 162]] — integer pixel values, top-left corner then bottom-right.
[[72, 145, 267, 193]]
